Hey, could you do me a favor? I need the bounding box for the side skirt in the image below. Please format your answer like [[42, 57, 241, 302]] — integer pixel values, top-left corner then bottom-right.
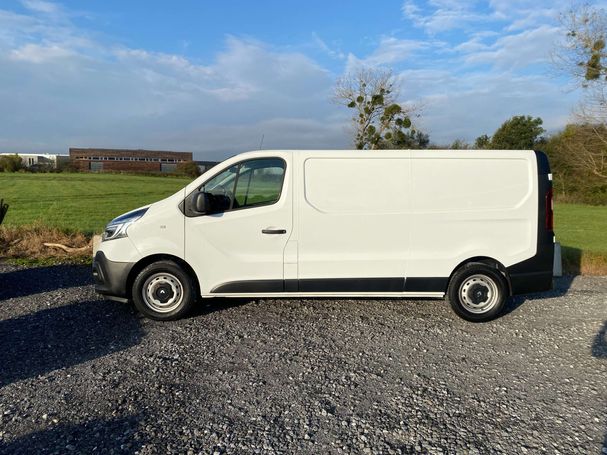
[[209, 277, 448, 297], [203, 291, 445, 299]]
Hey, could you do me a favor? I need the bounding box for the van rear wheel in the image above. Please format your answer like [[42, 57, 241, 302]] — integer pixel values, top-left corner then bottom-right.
[[132, 260, 196, 321], [447, 263, 507, 322]]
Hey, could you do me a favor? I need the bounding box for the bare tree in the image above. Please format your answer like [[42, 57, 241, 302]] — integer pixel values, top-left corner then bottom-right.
[[558, 123, 607, 179], [333, 67, 419, 149], [559, 4, 607, 121], [556, 4, 607, 85], [553, 3, 607, 182]]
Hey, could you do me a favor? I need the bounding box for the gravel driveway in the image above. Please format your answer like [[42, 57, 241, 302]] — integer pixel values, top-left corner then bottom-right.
[[0, 264, 606, 454]]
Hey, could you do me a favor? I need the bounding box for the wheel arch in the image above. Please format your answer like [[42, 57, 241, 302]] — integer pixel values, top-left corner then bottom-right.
[[448, 256, 512, 296], [126, 254, 200, 300]]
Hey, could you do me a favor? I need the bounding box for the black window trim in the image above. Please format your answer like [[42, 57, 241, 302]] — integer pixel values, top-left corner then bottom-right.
[[182, 156, 287, 217]]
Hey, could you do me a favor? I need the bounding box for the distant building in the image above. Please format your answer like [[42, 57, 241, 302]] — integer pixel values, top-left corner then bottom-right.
[[195, 160, 219, 174], [69, 148, 193, 173], [0, 153, 69, 169]]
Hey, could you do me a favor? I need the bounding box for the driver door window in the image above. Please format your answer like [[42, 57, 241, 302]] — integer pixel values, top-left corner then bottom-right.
[[233, 159, 285, 209], [191, 158, 285, 215]]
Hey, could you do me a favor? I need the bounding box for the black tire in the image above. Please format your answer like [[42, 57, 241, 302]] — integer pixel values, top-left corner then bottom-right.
[[447, 263, 508, 322], [132, 260, 196, 321]]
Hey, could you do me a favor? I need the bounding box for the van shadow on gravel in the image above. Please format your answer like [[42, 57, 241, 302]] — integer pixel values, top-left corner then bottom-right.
[[0, 299, 143, 387], [0, 265, 91, 300], [593, 321, 607, 453], [187, 297, 254, 319], [0, 414, 145, 454], [503, 275, 577, 316]]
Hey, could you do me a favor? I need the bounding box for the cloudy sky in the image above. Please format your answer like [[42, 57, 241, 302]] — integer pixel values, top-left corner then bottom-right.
[[0, 0, 593, 160]]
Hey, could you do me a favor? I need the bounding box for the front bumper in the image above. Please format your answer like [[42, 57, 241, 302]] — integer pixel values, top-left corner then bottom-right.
[[92, 251, 135, 302]]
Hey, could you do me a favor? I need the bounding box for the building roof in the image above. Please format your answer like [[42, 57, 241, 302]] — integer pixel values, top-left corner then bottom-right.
[[0, 152, 68, 157], [69, 148, 192, 160]]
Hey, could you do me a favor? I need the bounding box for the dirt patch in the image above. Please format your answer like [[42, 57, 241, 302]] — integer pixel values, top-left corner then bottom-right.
[[562, 246, 607, 275], [578, 253, 607, 275], [0, 225, 92, 263]]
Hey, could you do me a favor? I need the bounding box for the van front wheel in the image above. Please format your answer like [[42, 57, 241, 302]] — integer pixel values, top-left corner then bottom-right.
[[447, 264, 508, 322], [132, 261, 196, 320]]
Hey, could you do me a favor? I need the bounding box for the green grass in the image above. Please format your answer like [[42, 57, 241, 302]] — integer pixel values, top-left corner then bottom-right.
[[0, 173, 191, 234], [555, 203, 607, 255], [554, 202, 607, 274]]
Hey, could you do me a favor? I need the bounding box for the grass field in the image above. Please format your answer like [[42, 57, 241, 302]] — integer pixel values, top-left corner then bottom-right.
[[0, 173, 191, 234], [1, 172, 606, 273], [554, 203, 607, 274]]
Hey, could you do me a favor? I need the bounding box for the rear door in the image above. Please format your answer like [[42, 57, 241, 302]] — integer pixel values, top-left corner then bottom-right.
[[184, 153, 292, 294]]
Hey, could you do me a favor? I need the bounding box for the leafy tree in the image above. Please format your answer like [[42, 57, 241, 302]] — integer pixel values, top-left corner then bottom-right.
[[389, 129, 430, 149], [544, 124, 607, 204], [0, 154, 23, 172], [334, 67, 421, 149], [450, 139, 469, 150], [176, 161, 201, 178], [489, 115, 545, 149], [474, 134, 491, 149]]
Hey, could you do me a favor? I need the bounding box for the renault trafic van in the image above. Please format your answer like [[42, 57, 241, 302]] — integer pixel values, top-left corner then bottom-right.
[[93, 150, 555, 322]]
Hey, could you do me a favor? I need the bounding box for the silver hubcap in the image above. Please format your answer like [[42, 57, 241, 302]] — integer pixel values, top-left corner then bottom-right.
[[458, 274, 499, 314], [142, 272, 184, 313]]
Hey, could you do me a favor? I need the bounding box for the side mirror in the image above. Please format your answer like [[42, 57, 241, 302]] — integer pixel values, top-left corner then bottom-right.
[[193, 191, 211, 214]]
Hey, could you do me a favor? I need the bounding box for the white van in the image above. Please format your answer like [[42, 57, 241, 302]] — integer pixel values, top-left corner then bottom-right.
[[93, 150, 555, 322]]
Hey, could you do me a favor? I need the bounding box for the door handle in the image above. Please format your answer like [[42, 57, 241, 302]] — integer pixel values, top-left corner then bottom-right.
[[262, 228, 287, 234]]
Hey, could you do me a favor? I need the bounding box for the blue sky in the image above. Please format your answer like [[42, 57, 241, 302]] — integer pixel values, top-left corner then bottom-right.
[[0, 0, 593, 159]]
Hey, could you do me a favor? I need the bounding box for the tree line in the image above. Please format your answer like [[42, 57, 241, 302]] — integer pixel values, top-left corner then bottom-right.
[[0, 155, 202, 178]]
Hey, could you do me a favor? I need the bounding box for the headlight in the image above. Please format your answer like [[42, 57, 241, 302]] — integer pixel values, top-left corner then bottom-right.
[[102, 207, 148, 242], [103, 220, 137, 241]]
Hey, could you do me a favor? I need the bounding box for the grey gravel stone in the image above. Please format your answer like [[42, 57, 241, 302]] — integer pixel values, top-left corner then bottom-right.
[[0, 265, 606, 454]]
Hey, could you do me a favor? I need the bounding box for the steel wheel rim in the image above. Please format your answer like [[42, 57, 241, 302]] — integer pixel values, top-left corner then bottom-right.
[[458, 274, 499, 314], [142, 272, 184, 313]]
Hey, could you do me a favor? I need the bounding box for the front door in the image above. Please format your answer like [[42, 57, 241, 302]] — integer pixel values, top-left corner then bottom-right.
[[184, 154, 292, 294]]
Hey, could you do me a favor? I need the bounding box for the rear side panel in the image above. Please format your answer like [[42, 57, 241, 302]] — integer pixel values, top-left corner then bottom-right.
[[506, 151, 554, 294], [407, 150, 538, 282]]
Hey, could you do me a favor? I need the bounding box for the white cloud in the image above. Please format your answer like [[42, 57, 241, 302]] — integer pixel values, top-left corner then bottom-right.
[[453, 36, 487, 53], [21, 0, 60, 15], [343, 37, 432, 75], [161, 116, 350, 158], [398, 69, 580, 144], [463, 25, 560, 69], [10, 43, 73, 62], [402, 0, 497, 34], [364, 37, 427, 66], [489, 0, 569, 19], [505, 8, 559, 31], [402, 0, 569, 36], [312, 32, 346, 60], [389, 0, 582, 144]]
